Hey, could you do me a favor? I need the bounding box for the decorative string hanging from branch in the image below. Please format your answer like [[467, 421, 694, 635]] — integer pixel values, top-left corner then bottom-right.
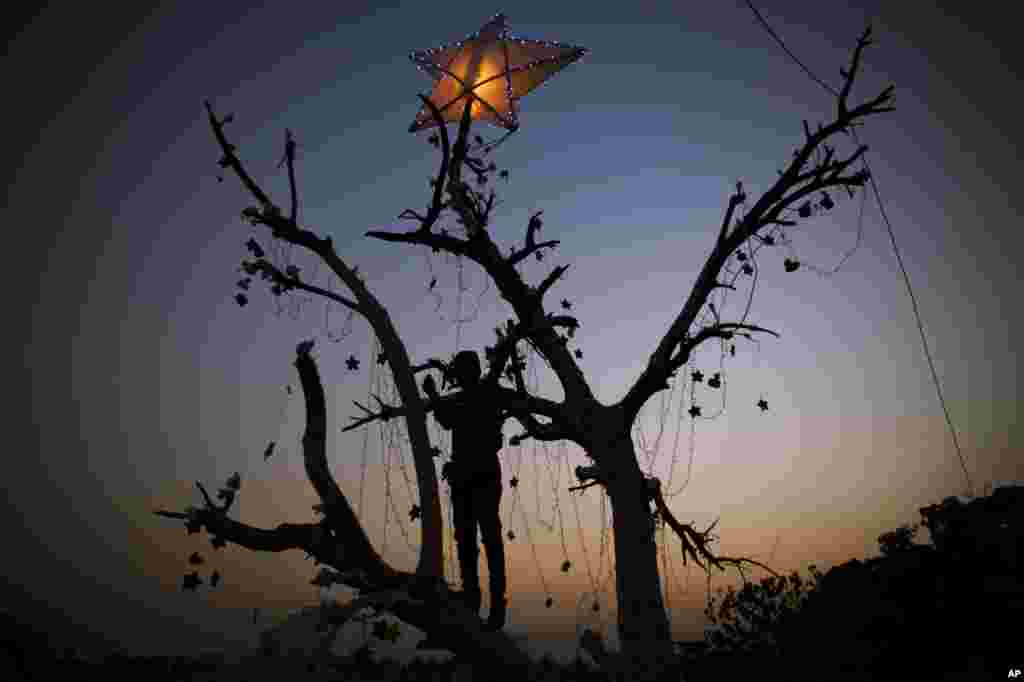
[[408, 12, 588, 133]]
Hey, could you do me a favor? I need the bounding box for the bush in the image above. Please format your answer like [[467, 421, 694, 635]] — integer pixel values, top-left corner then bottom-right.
[[703, 565, 823, 656], [876, 522, 921, 557]]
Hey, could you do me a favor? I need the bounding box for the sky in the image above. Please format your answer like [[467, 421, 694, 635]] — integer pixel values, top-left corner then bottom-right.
[[6, 0, 1022, 667]]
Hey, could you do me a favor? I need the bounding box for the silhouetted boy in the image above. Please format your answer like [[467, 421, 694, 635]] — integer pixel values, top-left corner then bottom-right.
[[422, 350, 508, 632]]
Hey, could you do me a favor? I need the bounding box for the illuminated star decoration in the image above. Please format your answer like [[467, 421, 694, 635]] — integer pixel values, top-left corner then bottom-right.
[[408, 12, 588, 134]]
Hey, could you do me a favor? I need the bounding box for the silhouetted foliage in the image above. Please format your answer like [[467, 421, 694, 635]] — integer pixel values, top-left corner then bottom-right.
[[877, 521, 920, 556], [703, 565, 823, 656]]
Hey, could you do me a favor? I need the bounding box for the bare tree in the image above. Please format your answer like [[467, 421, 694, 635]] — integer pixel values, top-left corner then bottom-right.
[[156, 26, 892, 682]]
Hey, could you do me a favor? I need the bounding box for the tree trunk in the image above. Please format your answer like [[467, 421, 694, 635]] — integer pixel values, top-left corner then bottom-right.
[[599, 436, 677, 682]]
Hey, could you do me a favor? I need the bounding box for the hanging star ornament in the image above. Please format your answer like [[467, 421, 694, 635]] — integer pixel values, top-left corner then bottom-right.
[[757, 398, 769, 412], [182, 572, 202, 592], [408, 13, 588, 133]]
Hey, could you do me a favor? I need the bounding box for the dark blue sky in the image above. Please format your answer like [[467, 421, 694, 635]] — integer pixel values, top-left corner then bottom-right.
[[7, 0, 1022, 664]]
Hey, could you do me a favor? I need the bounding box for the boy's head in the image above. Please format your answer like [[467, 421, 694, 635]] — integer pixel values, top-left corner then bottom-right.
[[451, 350, 481, 387]]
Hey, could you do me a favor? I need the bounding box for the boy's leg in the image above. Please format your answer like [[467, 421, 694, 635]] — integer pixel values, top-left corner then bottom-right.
[[451, 484, 482, 615], [476, 477, 507, 630]]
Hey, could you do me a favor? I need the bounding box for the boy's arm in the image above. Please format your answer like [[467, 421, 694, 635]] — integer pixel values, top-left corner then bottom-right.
[[423, 375, 457, 430]]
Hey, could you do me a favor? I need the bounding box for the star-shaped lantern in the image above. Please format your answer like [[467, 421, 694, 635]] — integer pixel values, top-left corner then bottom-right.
[[408, 13, 588, 133]]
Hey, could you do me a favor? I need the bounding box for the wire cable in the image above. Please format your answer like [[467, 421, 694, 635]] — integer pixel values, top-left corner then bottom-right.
[[743, 0, 973, 496]]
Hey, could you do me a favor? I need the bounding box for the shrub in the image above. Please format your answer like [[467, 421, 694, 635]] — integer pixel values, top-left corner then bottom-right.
[[876, 522, 921, 557], [703, 565, 823, 656]]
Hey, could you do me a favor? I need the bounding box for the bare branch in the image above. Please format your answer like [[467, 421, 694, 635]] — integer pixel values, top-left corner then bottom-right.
[[364, 226, 471, 258], [242, 257, 362, 314], [278, 128, 299, 223], [206, 101, 272, 209], [716, 184, 747, 247], [421, 95, 452, 229], [838, 25, 873, 120], [648, 477, 780, 578], [342, 383, 564, 435], [615, 34, 892, 426], [536, 264, 570, 300], [509, 210, 561, 265]]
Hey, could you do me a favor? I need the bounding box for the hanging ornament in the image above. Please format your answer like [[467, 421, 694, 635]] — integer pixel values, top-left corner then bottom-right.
[[757, 398, 769, 412], [691, 370, 704, 383], [182, 572, 202, 592], [797, 201, 812, 218], [346, 355, 360, 370], [707, 373, 721, 389], [688, 405, 702, 418], [784, 258, 800, 273]]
